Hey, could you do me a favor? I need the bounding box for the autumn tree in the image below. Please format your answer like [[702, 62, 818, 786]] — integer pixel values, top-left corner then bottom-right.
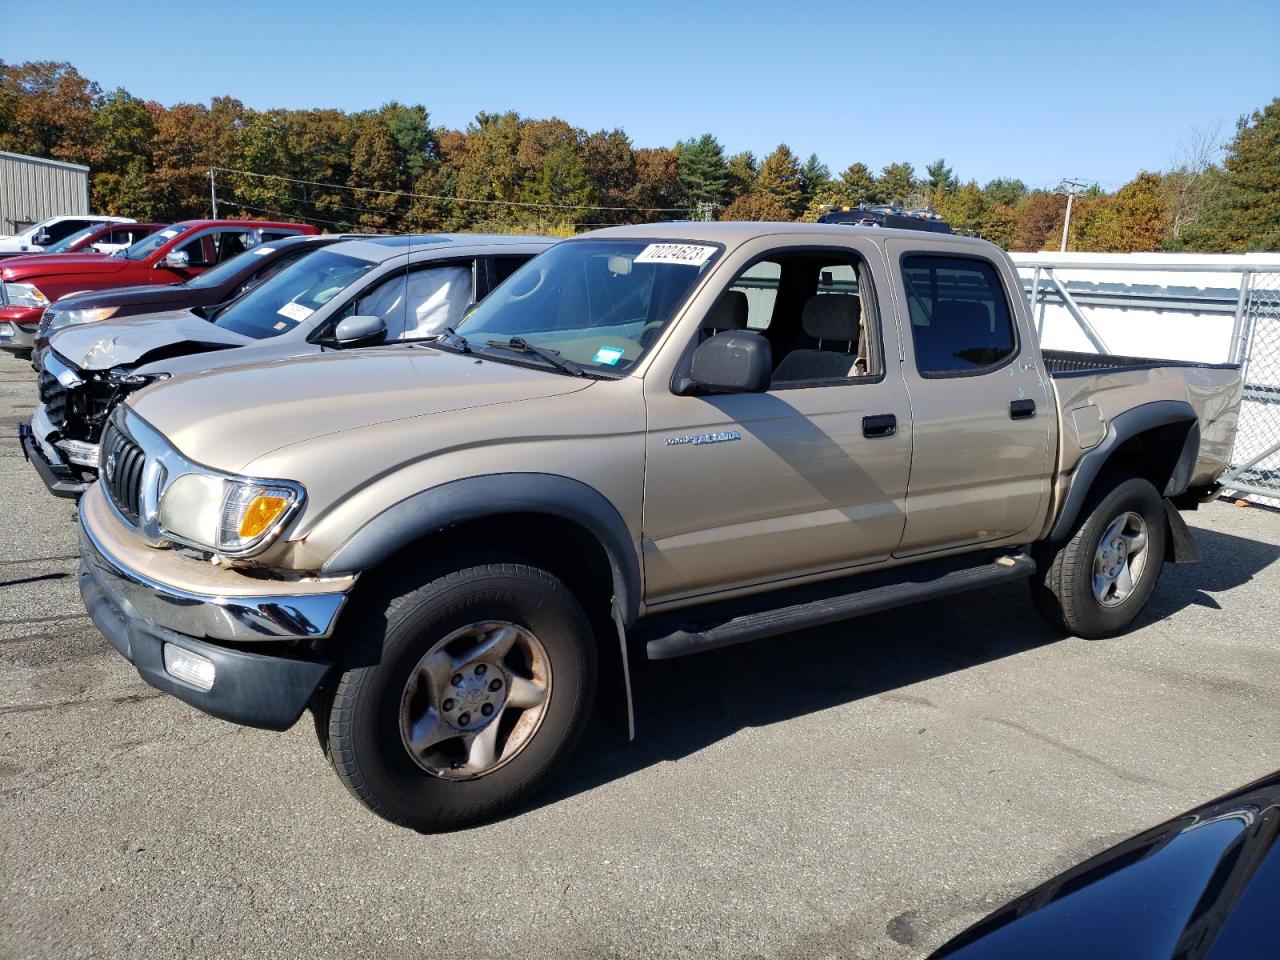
[[0, 61, 100, 162], [933, 181, 990, 235], [629, 146, 683, 216], [721, 192, 793, 221], [724, 151, 757, 203], [1012, 192, 1066, 251], [754, 144, 805, 218], [349, 118, 404, 229]]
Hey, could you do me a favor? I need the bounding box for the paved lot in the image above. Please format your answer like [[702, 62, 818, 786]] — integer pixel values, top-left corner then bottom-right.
[[1, 349, 1278, 960]]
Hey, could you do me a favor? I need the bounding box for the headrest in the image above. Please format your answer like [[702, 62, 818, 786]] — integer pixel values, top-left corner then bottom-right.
[[935, 300, 993, 336], [705, 290, 749, 331], [802, 293, 861, 342]]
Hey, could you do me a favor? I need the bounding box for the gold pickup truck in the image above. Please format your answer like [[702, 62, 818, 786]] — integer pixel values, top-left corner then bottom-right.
[[75, 223, 1243, 831]]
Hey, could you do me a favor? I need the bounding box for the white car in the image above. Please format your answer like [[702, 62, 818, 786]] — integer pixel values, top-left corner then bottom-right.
[[0, 215, 136, 254]]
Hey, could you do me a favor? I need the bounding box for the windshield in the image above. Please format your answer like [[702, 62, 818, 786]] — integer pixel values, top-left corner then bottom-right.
[[186, 244, 279, 289], [455, 239, 721, 373], [123, 226, 182, 261], [45, 225, 99, 253], [212, 249, 377, 339]]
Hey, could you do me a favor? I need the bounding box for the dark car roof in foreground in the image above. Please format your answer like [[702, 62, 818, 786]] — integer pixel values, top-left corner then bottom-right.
[[930, 770, 1280, 959]]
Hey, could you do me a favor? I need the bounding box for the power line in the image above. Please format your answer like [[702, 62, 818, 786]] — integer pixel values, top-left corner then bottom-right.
[[212, 165, 690, 214]]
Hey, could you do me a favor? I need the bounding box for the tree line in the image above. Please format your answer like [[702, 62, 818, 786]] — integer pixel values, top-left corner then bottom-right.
[[1, 61, 1276, 251]]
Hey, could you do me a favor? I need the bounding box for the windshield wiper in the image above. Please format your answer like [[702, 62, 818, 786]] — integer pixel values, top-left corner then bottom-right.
[[485, 336, 585, 377], [434, 326, 471, 354]]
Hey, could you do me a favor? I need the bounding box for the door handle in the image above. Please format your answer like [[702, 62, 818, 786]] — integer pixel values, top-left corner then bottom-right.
[[1010, 399, 1036, 420], [862, 414, 897, 438]]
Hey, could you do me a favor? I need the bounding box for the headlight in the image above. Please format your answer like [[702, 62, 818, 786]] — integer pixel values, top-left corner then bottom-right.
[[159, 473, 302, 554], [50, 305, 118, 330], [2, 282, 50, 309]]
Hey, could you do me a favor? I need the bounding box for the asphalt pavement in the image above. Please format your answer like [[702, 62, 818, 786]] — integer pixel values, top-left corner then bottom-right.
[[2, 351, 1278, 959]]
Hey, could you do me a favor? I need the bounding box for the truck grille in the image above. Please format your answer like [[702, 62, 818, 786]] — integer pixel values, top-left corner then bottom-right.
[[37, 369, 68, 429], [100, 421, 146, 523]]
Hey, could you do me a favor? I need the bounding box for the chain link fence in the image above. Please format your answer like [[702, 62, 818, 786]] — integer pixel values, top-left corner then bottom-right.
[[1221, 271, 1280, 506]]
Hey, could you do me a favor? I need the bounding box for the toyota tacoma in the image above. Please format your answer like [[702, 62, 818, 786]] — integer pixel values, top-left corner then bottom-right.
[[74, 223, 1243, 831]]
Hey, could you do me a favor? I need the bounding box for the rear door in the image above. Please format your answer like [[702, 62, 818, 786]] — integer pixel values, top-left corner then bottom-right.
[[886, 241, 1053, 554], [641, 237, 912, 604]]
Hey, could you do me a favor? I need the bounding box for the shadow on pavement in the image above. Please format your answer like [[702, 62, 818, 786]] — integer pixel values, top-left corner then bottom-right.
[[529, 523, 1279, 813]]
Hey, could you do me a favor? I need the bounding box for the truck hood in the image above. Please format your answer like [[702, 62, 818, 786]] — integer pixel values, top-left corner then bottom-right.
[[127, 346, 594, 474], [50, 311, 249, 371], [1, 252, 129, 282]]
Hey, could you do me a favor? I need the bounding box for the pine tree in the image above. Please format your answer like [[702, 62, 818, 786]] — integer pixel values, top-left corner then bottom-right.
[[1180, 99, 1280, 251], [878, 162, 918, 204], [837, 162, 878, 206], [755, 144, 805, 218], [925, 158, 957, 194], [676, 134, 729, 209]]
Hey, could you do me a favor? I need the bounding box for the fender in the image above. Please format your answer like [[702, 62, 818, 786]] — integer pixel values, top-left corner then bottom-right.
[[1049, 400, 1198, 543], [322, 472, 643, 627]]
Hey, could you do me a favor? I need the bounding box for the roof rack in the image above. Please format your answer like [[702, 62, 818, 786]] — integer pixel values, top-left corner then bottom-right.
[[817, 204, 951, 234]]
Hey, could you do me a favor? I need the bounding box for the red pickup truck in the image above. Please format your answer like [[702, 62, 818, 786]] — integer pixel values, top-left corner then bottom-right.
[[0, 220, 319, 353]]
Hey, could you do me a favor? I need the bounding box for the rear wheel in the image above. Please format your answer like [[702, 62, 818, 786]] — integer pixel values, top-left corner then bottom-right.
[[323, 561, 597, 832], [1031, 477, 1167, 639]]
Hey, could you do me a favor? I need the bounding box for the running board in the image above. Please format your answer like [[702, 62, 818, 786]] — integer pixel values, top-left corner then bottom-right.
[[643, 553, 1036, 660]]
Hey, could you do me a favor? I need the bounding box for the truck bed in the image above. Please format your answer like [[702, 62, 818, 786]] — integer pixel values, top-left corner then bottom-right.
[[1043, 349, 1240, 377]]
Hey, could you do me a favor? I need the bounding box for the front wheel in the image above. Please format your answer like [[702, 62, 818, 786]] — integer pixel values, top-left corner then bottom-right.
[[324, 561, 597, 832], [1031, 476, 1167, 639]]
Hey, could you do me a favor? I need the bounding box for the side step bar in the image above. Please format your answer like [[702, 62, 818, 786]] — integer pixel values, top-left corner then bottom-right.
[[644, 553, 1037, 660]]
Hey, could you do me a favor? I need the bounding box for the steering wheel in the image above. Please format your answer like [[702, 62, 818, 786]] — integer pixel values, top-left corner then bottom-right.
[[638, 320, 665, 350]]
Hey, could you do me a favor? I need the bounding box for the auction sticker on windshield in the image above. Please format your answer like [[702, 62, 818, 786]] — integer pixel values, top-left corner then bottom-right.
[[634, 243, 717, 266], [276, 302, 313, 323]]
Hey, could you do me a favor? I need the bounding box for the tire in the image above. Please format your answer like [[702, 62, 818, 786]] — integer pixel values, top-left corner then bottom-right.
[[1031, 476, 1167, 639], [323, 561, 597, 832]]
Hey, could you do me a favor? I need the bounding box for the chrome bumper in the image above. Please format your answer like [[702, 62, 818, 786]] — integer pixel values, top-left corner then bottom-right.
[[0, 320, 34, 351], [78, 502, 349, 644]]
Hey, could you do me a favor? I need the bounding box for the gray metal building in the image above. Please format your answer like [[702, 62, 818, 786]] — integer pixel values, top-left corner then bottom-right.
[[0, 151, 91, 235]]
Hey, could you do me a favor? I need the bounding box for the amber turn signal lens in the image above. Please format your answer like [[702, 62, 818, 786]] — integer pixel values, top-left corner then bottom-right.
[[238, 495, 288, 539]]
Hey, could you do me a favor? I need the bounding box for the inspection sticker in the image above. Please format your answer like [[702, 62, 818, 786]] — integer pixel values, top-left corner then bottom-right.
[[634, 243, 716, 266], [592, 345, 625, 365], [276, 302, 313, 323], [252, 246, 276, 256]]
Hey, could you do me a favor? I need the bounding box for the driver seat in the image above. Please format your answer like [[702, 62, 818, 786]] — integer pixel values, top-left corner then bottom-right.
[[773, 294, 866, 382]]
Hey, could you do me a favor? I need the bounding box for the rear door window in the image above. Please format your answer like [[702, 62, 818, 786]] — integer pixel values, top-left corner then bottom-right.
[[901, 255, 1017, 376]]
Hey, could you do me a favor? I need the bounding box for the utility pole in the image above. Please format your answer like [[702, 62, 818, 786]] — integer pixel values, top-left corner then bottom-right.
[[1057, 178, 1086, 252], [209, 167, 219, 218]]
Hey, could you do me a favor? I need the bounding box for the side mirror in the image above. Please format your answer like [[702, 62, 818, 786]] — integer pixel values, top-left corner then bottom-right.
[[333, 314, 388, 348], [34, 232, 51, 246], [681, 331, 772, 395], [160, 249, 190, 270]]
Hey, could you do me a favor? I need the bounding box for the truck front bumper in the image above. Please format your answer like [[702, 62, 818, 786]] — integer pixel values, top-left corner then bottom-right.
[[77, 485, 353, 730], [0, 317, 36, 352]]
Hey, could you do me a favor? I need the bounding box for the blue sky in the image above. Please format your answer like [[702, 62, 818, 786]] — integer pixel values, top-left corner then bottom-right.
[[5, 0, 1278, 188]]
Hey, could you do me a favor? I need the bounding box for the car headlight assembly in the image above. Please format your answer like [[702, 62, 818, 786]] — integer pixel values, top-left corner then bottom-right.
[[53, 305, 118, 329], [3, 282, 50, 310], [159, 473, 302, 555]]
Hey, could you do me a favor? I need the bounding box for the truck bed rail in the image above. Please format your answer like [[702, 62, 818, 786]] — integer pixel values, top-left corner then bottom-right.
[[1043, 349, 1240, 378]]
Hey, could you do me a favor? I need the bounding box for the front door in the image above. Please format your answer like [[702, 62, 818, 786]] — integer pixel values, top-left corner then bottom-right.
[[641, 243, 912, 605]]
